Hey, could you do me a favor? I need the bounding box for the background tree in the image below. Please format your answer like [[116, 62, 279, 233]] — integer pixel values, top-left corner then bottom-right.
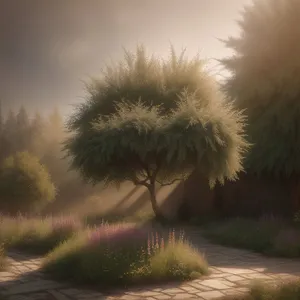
[[221, 0, 300, 177], [1, 110, 18, 159], [15, 106, 31, 152], [0, 151, 56, 214], [28, 111, 47, 157], [65, 46, 248, 219]]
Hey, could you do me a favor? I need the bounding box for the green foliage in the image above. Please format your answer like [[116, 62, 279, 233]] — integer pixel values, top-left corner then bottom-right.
[[42, 225, 208, 288], [68, 45, 216, 132], [203, 217, 300, 257], [221, 0, 300, 176], [0, 152, 56, 213], [65, 46, 248, 191]]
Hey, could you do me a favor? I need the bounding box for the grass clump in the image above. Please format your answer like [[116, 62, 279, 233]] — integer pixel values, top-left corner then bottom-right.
[[0, 215, 81, 255], [42, 224, 208, 288], [203, 217, 300, 257], [222, 280, 300, 300]]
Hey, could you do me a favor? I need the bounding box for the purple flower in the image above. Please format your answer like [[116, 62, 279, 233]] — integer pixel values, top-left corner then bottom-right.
[[88, 224, 148, 246]]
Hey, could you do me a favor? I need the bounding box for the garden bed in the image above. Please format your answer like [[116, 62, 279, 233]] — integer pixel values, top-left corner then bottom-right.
[[42, 223, 209, 289]]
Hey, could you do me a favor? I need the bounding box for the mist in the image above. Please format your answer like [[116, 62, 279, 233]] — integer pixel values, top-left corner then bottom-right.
[[0, 0, 250, 115]]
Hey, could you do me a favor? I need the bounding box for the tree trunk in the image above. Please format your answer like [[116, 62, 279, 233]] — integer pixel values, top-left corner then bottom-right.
[[147, 181, 165, 221]]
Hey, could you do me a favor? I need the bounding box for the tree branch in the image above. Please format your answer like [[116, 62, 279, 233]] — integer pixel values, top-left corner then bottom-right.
[[133, 176, 151, 189], [156, 178, 182, 186]]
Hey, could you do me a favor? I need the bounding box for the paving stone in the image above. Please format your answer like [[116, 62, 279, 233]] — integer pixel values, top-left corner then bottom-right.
[[242, 273, 273, 280], [3, 280, 64, 295], [216, 268, 257, 275], [180, 286, 201, 293], [48, 290, 70, 300], [196, 291, 225, 299], [0, 271, 15, 277], [225, 275, 246, 282], [127, 291, 162, 297], [172, 293, 196, 299], [198, 279, 232, 290], [162, 288, 185, 295], [187, 282, 212, 291], [152, 295, 172, 299]]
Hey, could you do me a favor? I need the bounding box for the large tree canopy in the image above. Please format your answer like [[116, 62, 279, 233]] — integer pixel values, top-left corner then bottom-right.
[[221, 0, 300, 177], [65, 46, 248, 218]]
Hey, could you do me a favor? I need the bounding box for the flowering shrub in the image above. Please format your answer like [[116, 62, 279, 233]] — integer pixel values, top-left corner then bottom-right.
[[43, 224, 208, 288]]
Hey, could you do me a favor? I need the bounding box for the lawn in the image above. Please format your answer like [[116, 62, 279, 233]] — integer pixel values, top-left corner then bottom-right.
[[42, 222, 209, 288], [203, 217, 300, 258]]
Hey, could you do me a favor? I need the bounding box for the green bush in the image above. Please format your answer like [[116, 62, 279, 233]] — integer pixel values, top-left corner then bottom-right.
[[0, 152, 56, 214], [43, 224, 208, 288], [222, 280, 300, 300], [0, 216, 81, 255], [203, 217, 300, 257]]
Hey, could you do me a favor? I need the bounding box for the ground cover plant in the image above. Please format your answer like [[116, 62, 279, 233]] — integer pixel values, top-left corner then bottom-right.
[[42, 223, 209, 288], [222, 280, 300, 300], [203, 216, 300, 258], [0, 215, 82, 255]]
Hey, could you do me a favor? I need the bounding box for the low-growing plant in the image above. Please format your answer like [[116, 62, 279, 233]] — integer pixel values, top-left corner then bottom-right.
[[203, 217, 300, 257], [0, 215, 81, 255], [43, 224, 208, 288]]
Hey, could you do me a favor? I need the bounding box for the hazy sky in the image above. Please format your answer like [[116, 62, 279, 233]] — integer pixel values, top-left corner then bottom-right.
[[0, 0, 251, 116]]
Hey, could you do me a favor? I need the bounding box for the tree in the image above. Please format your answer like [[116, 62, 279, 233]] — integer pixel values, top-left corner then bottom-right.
[[15, 106, 31, 152], [0, 152, 56, 214], [1, 109, 18, 159], [65, 46, 248, 219], [221, 0, 300, 177], [42, 107, 67, 186], [28, 111, 47, 158]]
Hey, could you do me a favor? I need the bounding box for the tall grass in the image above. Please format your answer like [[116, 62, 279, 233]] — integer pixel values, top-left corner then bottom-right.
[[0, 215, 81, 255]]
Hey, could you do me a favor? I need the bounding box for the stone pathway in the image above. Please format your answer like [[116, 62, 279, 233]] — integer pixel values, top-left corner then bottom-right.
[[1, 228, 300, 300]]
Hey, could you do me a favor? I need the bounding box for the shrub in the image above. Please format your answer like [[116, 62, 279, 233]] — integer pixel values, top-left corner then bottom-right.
[[203, 217, 300, 257], [0, 152, 56, 214], [43, 224, 208, 288], [0, 215, 81, 255]]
